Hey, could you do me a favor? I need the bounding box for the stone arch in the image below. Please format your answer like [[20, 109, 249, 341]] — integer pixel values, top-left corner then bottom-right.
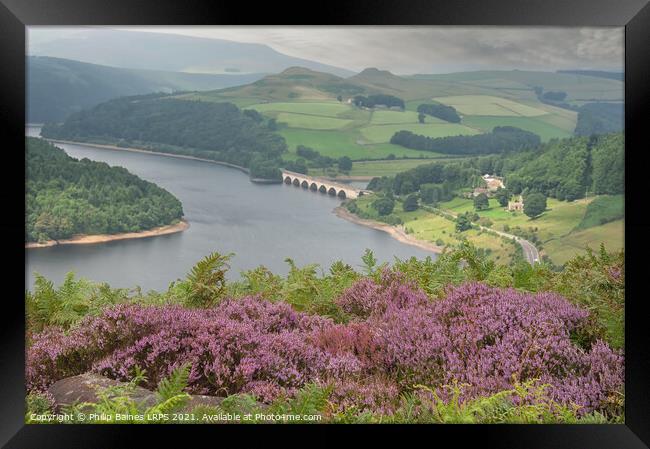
[[310, 182, 318, 191], [292, 178, 300, 187], [319, 185, 327, 194], [301, 180, 309, 189], [337, 190, 347, 199], [358, 191, 365, 196], [284, 176, 292, 184], [328, 187, 337, 196]]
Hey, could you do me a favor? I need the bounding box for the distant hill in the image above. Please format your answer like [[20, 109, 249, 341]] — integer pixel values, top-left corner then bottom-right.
[[29, 29, 354, 77], [410, 70, 623, 106], [557, 70, 624, 81], [27, 56, 266, 123]]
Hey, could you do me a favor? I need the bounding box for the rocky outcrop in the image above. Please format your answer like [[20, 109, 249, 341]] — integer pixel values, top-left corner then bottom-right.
[[47, 373, 223, 413]]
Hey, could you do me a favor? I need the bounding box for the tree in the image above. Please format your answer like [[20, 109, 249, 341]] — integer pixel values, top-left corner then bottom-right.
[[337, 95, 343, 102], [473, 193, 489, 211], [403, 194, 419, 212], [418, 113, 425, 124], [267, 118, 278, 131], [371, 197, 395, 216], [524, 193, 547, 218], [456, 214, 472, 232], [337, 156, 353, 172], [495, 187, 510, 207]]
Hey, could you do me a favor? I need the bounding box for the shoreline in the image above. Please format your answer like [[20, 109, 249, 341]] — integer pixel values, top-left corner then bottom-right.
[[334, 206, 444, 255], [26, 220, 189, 249], [44, 138, 251, 174]]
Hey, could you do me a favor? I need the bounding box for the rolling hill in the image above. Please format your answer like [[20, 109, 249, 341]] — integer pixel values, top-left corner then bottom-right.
[[175, 67, 603, 162], [27, 56, 267, 123], [29, 29, 354, 77]]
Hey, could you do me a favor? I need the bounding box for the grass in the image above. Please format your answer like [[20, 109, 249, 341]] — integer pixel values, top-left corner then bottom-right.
[[360, 123, 479, 144], [354, 196, 517, 263], [576, 195, 624, 230], [437, 196, 623, 265], [543, 220, 624, 265], [275, 112, 353, 130], [247, 101, 351, 117], [433, 95, 549, 117], [461, 116, 573, 142], [309, 159, 456, 178], [278, 128, 442, 160], [369, 110, 445, 125]]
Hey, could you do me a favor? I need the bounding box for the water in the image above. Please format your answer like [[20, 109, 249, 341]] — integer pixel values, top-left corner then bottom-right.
[[25, 126, 435, 291]]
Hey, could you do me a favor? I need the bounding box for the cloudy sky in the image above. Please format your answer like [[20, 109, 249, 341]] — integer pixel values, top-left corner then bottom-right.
[[31, 26, 624, 74]]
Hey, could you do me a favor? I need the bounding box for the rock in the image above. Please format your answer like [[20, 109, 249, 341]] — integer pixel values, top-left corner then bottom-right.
[[47, 373, 224, 413], [48, 373, 157, 412]]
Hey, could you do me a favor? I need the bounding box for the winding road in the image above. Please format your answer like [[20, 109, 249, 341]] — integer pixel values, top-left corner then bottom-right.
[[421, 205, 540, 265]]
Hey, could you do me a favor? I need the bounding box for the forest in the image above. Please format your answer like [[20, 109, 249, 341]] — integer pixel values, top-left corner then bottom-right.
[[416, 103, 461, 123], [25, 244, 624, 423], [369, 132, 623, 203], [390, 126, 541, 155], [40, 94, 288, 180], [26, 138, 183, 243]]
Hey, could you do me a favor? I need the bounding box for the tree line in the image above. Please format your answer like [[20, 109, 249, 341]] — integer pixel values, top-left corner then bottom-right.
[[390, 126, 542, 155], [352, 94, 405, 109], [416, 103, 461, 123], [41, 93, 288, 181], [26, 138, 184, 243]]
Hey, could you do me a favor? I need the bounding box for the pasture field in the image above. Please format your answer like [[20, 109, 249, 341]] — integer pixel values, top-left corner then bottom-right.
[[543, 219, 624, 265], [461, 116, 573, 141], [354, 196, 517, 263], [433, 95, 549, 117], [309, 158, 453, 178], [247, 101, 351, 117], [278, 128, 438, 160], [275, 112, 353, 130], [360, 123, 479, 144], [369, 109, 445, 125], [436, 196, 623, 265]]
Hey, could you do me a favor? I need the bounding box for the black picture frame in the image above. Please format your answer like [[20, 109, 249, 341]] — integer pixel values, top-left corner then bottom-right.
[[2, 0, 649, 446]]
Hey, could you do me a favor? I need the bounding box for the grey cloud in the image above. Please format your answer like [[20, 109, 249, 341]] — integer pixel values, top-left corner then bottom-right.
[[38, 26, 624, 74]]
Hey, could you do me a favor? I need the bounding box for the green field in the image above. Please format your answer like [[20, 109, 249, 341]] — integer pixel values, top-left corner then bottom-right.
[[248, 101, 351, 117], [310, 158, 459, 178], [461, 116, 573, 141], [354, 195, 517, 263], [275, 112, 353, 130], [369, 109, 444, 125], [360, 123, 479, 144], [433, 95, 549, 117], [437, 196, 623, 265], [278, 128, 440, 160]]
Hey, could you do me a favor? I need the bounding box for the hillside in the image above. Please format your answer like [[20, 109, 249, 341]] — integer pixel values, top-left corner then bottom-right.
[[174, 67, 592, 169], [27, 56, 267, 123], [40, 94, 287, 180], [29, 29, 354, 77], [26, 138, 184, 243]]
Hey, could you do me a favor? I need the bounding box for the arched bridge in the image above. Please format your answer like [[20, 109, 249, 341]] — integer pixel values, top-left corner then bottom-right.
[[281, 170, 371, 199]]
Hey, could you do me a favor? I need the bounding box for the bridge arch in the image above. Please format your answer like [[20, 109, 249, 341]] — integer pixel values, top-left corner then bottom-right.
[[319, 185, 327, 194], [337, 190, 347, 199], [292, 178, 300, 187], [328, 187, 337, 196], [284, 176, 292, 184], [309, 182, 318, 191], [301, 180, 309, 189]]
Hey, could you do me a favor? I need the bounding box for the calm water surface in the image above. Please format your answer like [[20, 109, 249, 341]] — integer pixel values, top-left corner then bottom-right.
[[26, 126, 434, 291]]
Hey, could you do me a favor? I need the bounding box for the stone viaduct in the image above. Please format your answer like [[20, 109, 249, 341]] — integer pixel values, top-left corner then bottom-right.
[[281, 170, 371, 199]]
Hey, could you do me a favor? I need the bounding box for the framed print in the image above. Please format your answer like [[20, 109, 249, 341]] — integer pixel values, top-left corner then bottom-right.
[[2, 0, 649, 446]]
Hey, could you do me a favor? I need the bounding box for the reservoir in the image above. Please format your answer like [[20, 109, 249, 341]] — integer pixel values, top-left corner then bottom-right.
[[26, 126, 435, 292]]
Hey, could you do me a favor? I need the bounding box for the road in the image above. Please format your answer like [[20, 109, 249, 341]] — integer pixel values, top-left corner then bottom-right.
[[421, 205, 540, 265]]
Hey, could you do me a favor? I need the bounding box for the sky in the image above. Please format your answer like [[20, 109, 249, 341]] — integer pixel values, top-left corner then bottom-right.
[[29, 26, 624, 75]]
